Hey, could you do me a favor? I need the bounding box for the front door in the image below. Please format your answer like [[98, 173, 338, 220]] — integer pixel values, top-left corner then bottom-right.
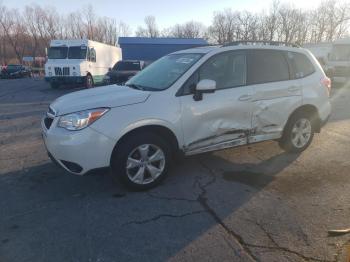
[[179, 51, 254, 155]]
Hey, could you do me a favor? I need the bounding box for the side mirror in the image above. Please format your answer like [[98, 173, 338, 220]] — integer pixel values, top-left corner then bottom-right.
[[193, 79, 216, 101], [108, 67, 112, 72], [196, 79, 216, 92]]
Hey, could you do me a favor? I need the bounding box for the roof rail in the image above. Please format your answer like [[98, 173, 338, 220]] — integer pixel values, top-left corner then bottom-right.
[[223, 41, 300, 48]]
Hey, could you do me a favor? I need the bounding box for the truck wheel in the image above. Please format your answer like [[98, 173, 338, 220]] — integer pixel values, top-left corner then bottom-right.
[[50, 83, 59, 89], [111, 133, 172, 191], [279, 112, 315, 153], [86, 75, 94, 88]]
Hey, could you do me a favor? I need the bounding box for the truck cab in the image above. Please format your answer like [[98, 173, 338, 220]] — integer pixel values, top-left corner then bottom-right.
[[45, 39, 122, 89], [326, 38, 350, 84]]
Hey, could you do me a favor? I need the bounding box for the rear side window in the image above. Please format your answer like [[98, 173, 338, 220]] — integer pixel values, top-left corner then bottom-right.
[[247, 50, 290, 85], [288, 52, 315, 79]]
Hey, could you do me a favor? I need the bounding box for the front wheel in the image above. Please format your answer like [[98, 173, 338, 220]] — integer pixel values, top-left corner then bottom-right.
[[279, 112, 315, 153], [111, 133, 172, 191], [86, 75, 94, 88]]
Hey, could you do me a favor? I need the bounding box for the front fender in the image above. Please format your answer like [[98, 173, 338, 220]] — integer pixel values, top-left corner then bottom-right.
[[119, 118, 184, 147]]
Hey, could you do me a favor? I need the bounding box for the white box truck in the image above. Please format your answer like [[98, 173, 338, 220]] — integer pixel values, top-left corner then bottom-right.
[[45, 39, 122, 88], [303, 42, 332, 71], [326, 38, 350, 84]]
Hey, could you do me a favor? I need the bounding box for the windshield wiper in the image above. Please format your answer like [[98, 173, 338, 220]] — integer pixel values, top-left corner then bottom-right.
[[125, 83, 145, 91], [126, 83, 161, 92]]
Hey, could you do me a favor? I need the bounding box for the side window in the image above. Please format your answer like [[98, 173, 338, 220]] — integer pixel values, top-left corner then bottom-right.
[[247, 50, 290, 85], [90, 48, 96, 62], [288, 52, 315, 79], [180, 52, 246, 95], [87, 48, 91, 61], [199, 52, 246, 90]]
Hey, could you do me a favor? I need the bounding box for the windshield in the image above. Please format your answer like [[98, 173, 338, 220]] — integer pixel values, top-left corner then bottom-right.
[[48, 46, 68, 59], [68, 46, 87, 59], [329, 45, 350, 61], [114, 61, 141, 71], [126, 53, 202, 91], [7, 65, 21, 70]]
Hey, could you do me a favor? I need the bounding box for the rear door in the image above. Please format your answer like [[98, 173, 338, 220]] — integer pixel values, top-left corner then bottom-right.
[[247, 49, 302, 142]]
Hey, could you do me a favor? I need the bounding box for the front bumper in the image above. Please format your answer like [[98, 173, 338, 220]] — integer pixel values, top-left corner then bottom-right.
[[42, 117, 115, 175], [45, 76, 86, 84]]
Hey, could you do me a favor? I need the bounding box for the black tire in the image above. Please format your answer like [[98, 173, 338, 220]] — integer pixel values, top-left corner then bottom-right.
[[50, 83, 59, 89], [279, 112, 315, 153], [86, 74, 94, 88], [111, 133, 172, 191]]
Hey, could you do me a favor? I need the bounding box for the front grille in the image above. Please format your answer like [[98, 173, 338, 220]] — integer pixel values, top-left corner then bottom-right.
[[63, 67, 70, 76], [54, 67, 62, 76], [54, 67, 70, 76], [334, 66, 350, 77]]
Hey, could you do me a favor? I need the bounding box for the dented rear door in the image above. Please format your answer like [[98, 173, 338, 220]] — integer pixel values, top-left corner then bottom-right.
[[247, 49, 302, 142]]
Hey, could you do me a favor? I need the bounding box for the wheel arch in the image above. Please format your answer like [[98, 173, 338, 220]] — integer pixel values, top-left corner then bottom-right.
[[284, 104, 321, 134], [110, 124, 181, 165]]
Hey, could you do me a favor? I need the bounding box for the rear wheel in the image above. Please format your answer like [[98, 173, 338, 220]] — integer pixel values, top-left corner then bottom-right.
[[279, 112, 314, 153], [111, 133, 171, 191], [86, 74, 94, 88]]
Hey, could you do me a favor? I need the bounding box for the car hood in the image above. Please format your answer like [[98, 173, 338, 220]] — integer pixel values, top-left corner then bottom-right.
[[2, 69, 19, 74], [107, 70, 139, 79], [50, 85, 151, 116]]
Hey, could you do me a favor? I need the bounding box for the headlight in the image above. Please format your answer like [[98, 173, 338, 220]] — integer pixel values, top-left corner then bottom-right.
[[103, 75, 110, 80], [58, 108, 109, 131]]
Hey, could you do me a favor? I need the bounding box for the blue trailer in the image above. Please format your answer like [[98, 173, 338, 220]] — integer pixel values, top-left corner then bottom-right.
[[118, 37, 208, 61]]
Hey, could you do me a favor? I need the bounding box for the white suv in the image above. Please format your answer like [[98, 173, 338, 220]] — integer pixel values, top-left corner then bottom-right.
[[42, 42, 332, 190]]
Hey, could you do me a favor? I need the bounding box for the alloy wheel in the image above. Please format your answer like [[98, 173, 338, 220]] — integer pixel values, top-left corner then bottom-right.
[[126, 144, 166, 185], [291, 118, 312, 148]]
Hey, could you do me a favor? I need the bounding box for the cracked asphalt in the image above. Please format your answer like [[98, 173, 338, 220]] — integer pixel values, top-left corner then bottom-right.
[[1, 78, 350, 262]]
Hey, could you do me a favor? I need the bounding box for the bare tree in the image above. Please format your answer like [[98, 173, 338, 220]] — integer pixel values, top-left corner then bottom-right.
[[266, 0, 280, 41], [164, 21, 206, 38], [83, 5, 96, 40], [238, 11, 259, 40], [0, 7, 27, 62], [136, 16, 159, 37], [209, 9, 239, 44], [117, 21, 131, 37], [1, 0, 350, 63]]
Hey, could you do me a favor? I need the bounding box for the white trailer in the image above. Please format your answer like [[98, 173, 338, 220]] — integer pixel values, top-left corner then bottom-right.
[[303, 42, 332, 70], [326, 38, 350, 83], [45, 39, 122, 88]]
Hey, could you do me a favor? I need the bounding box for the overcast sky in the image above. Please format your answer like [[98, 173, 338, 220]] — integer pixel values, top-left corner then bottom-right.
[[5, 0, 338, 31]]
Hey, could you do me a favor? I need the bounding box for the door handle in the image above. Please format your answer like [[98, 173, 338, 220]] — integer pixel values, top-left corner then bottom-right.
[[238, 94, 253, 101], [288, 86, 300, 92]]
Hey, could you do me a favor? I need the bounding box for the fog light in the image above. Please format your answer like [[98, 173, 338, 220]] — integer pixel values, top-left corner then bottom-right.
[[73, 72, 77, 76]]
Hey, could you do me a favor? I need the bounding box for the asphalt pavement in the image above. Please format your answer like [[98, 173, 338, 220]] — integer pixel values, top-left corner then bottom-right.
[[0, 78, 350, 262]]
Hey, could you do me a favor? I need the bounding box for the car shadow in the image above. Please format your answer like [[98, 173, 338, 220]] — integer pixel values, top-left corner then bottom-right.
[[0, 149, 300, 262]]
